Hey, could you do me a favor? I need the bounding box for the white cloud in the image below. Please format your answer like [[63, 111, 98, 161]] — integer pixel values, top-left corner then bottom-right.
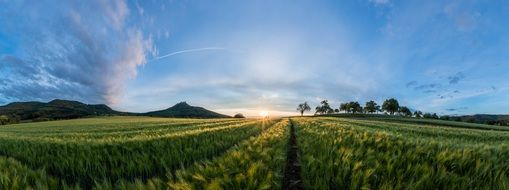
[[0, 0, 155, 105], [135, 0, 144, 16], [99, 0, 130, 30], [443, 1, 481, 31]]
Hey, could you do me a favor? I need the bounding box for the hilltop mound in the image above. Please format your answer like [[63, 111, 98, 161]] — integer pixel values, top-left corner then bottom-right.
[[144, 102, 231, 118]]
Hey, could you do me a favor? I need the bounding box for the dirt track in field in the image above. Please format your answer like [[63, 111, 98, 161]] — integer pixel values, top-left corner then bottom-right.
[[283, 120, 304, 190]]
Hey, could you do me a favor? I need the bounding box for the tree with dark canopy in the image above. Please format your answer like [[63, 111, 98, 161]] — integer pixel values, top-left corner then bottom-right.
[[296, 102, 311, 116], [414, 111, 423, 118], [233, 113, 246, 118], [364, 100, 380, 114], [440, 115, 450, 120], [0, 115, 9, 125], [315, 100, 333, 115], [339, 103, 348, 113], [382, 98, 400, 115], [348, 101, 362, 114], [399, 106, 412, 117]]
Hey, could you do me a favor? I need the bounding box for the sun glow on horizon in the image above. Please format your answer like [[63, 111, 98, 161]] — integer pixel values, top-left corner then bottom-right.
[[259, 111, 269, 118]]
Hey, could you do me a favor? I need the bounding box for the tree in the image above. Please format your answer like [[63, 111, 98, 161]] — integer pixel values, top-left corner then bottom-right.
[[315, 100, 333, 115], [414, 111, 423, 118], [339, 103, 348, 113], [466, 118, 476, 123], [296, 102, 311, 116], [440, 115, 450, 120], [399, 106, 412, 117], [382, 98, 400, 115], [233, 113, 246, 118], [334, 108, 340, 113], [348, 101, 362, 114], [0, 115, 9, 125], [423, 113, 433, 118], [432, 113, 439, 119], [364, 100, 380, 114]]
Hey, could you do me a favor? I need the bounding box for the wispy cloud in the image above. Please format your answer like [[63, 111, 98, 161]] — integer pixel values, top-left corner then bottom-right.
[[370, 0, 390, 5], [0, 0, 155, 104], [405, 81, 417, 88], [443, 1, 481, 31], [415, 83, 441, 91], [445, 107, 468, 112], [99, 0, 129, 30], [151, 47, 228, 61], [447, 72, 465, 85]]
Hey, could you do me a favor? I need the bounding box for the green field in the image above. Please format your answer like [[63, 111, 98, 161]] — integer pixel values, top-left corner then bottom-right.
[[0, 116, 508, 189]]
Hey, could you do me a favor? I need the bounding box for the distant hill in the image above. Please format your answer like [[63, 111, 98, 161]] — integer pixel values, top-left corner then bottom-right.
[[144, 102, 231, 118], [0, 100, 231, 123], [450, 114, 509, 125], [0, 99, 119, 122]]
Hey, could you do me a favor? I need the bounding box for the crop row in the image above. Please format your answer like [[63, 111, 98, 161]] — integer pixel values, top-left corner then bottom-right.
[[293, 117, 509, 189], [0, 119, 267, 188], [0, 156, 61, 190], [334, 118, 509, 145], [0, 119, 248, 143], [93, 119, 290, 189], [167, 119, 290, 189], [0, 117, 243, 141], [0, 117, 222, 132], [375, 117, 509, 131]]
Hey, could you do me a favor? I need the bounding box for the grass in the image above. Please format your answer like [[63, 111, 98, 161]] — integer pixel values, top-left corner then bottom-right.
[[1, 116, 509, 189], [0, 117, 267, 188], [372, 117, 509, 131], [320, 113, 509, 131], [293, 117, 509, 189], [0, 156, 61, 190], [168, 119, 290, 189]]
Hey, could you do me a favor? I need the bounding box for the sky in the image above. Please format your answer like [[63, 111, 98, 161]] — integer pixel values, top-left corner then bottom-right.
[[1, 0, 509, 117]]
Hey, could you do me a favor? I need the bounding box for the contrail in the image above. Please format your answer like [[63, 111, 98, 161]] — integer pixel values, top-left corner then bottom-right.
[[150, 47, 227, 61]]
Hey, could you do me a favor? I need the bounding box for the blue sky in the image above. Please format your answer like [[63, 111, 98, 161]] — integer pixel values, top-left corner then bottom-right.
[[1, 0, 509, 116]]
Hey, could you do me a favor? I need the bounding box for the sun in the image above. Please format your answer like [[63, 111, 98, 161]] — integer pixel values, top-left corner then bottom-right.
[[259, 111, 269, 118]]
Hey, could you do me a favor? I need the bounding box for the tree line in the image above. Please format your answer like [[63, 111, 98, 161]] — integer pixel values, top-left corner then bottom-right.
[[297, 98, 440, 119]]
